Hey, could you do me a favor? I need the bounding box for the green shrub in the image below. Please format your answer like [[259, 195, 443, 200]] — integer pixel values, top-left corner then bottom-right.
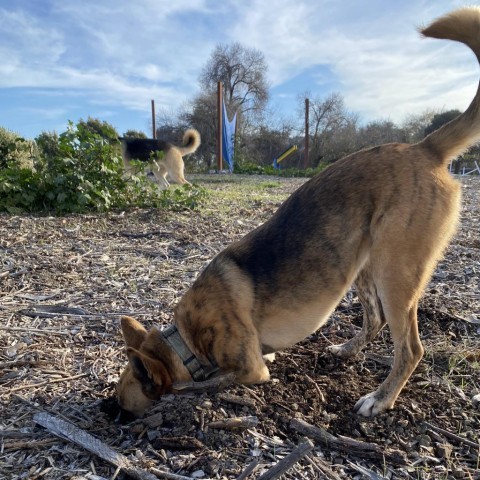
[[0, 121, 208, 214], [0, 127, 37, 170], [123, 129, 148, 139]]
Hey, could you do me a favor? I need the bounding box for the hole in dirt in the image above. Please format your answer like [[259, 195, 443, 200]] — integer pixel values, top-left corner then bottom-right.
[[99, 396, 136, 424]]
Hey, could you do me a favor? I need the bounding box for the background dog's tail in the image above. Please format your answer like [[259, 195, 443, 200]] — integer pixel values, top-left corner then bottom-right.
[[179, 129, 201, 156], [419, 7, 480, 165]]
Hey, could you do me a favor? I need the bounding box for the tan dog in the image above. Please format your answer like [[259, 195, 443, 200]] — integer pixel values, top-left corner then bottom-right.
[[121, 129, 200, 188], [117, 8, 480, 418]]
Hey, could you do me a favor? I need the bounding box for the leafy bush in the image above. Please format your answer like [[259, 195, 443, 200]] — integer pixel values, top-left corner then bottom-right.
[[123, 129, 148, 139], [0, 121, 208, 214], [77, 117, 119, 142], [0, 127, 37, 170]]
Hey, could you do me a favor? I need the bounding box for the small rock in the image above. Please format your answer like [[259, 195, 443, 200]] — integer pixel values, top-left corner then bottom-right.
[[418, 434, 432, 448], [161, 394, 176, 402], [143, 412, 163, 428], [130, 424, 144, 434], [472, 393, 480, 407], [5, 345, 17, 358], [435, 442, 453, 460], [147, 430, 160, 441], [191, 469, 205, 478]]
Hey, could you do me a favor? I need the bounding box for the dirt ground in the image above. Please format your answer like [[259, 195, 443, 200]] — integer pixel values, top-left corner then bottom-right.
[[0, 174, 479, 480]]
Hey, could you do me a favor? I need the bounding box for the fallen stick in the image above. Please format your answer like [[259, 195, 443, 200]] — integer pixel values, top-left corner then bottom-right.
[[207, 416, 259, 430], [218, 393, 257, 409], [424, 421, 479, 450], [150, 468, 208, 480], [305, 455, 343, 480], [0, 267, 15, 278], [256, 439, 314, 480], [236, 459, 260, 480], [172, 372, 236, 393], [2, 438, 58, 451], [290, 418, 406, 465], [347, 460, 388, 480], [0, 326, 71, 335], [19, 305, 89, 318], [119, 230, 172, 238], [9, 373, 88, 394], [33, 412, 193, 480], [0, 359, 40, 369]]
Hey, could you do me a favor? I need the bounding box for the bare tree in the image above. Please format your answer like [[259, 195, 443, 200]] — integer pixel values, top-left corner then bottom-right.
[[401, 109, 437, 143], [180, 93, 218, 169], [299, 92, 357, 166], [243, 122, 295, 166], [357, 120, 406, 149], [199, 42, 269, 119]]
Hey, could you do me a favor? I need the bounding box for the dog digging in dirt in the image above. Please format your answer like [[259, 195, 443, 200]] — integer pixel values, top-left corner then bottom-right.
[[120, 129, 200, 189], [117, 7, 480, 418]]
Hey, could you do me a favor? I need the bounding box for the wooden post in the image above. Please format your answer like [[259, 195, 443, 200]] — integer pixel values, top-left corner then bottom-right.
[[304, 98, 309, 168], [151, 99, 156, 139], [216, 82, 223, 171]]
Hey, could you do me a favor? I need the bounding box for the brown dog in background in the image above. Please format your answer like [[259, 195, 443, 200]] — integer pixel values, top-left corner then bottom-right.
[[121, 129, 200, 188], [117, 8, 480, 418]]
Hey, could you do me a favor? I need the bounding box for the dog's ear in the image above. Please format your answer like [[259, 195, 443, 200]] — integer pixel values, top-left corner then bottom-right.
[[126, 347, 172, 398], [121, 316, 147, 349]]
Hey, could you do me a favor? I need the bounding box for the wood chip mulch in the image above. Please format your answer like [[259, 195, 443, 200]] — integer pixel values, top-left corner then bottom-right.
[[1, 174, 479, 480]]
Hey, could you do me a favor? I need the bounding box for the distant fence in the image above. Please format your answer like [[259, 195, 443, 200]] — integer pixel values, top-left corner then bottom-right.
[[450, 159, 480, 175]]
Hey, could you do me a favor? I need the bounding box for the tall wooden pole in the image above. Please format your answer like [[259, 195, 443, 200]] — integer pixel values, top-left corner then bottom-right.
[[216, 82, 223, 171], [304, 98, 309, 168], [151, 99, 156, 139]]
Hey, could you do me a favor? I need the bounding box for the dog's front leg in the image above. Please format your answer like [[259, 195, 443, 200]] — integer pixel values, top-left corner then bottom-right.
[[215, 323, 271, 385], [231, 341, 271, 385]]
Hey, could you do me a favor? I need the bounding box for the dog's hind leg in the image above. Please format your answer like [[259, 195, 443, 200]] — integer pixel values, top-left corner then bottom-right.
[[354, 297, 423, 416], [353, 251, 427, 416], [168, 152, 191, 185], [327, 264, 386, 358], [169, 167, 191, 185]]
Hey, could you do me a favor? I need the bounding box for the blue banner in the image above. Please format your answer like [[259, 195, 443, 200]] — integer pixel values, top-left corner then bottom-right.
[[222, 102, 236, 172]]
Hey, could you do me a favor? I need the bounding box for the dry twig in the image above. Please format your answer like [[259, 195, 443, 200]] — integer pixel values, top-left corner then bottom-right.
[[256, 439, 314, 480], [290, 418, 407, 465], [33, 412, 164, 480]]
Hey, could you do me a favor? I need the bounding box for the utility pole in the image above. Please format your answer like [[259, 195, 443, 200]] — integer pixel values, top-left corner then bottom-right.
[[216, 82, 223, 171], [305, 98, 309, 168], [151, 100, 156, 139]]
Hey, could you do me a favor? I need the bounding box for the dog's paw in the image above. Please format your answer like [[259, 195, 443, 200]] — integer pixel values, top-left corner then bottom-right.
[[326, 344, 352, 358], [263, 353, 276, 363], [353, 391, 393, 417]]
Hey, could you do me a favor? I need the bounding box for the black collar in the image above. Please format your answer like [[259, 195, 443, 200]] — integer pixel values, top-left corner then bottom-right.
[[160, 325, 218, 382]]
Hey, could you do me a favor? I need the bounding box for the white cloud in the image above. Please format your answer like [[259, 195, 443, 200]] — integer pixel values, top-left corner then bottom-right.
[[0, 0, 478, 138], [0, 8, 65, 64], [227, 0, 479, 122]]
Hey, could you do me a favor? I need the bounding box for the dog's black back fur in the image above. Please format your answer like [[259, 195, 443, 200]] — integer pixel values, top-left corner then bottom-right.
[[121, 138, 171, 162]]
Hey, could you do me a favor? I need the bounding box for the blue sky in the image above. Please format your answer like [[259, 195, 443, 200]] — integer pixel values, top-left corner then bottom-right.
[[0, 0, 476, 139]]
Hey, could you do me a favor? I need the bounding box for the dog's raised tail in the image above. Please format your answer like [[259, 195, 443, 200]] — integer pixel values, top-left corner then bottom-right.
[[180, 129, 201, 156], [419, 7, 480, 165]]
